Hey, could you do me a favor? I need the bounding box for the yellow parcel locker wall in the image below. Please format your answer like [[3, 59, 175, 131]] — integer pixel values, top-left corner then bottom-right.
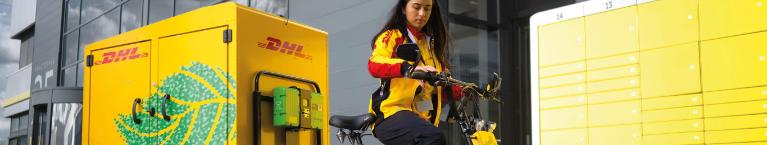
[[532, 0, 767, 144], [83, 2, 329, 145], [700, 0, 767, 40]]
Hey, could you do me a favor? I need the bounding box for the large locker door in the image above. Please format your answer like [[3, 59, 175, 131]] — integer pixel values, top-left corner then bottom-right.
[[155, 26, 233, 145], [88, 41, 152, 144]]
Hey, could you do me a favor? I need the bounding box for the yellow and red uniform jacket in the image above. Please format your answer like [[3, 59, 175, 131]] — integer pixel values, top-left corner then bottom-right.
[[367, 25, 462, 127]]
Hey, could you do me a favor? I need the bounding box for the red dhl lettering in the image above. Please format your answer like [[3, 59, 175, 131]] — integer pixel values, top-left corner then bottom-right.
[[94, 47, 148, 65], [257, 37, 312, 60]]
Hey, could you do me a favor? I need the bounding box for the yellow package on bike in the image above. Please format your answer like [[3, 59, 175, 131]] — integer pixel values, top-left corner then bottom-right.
[[471, 131, 499, 145]]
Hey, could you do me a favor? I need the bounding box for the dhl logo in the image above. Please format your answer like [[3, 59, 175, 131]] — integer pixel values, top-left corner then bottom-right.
[[257, 37, 312, 60], [94, 47, 148, 65]]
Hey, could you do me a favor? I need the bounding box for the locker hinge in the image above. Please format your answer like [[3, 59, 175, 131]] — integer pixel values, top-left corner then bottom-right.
[[223, 29, 232, 43], [86, 54, 94, 67]]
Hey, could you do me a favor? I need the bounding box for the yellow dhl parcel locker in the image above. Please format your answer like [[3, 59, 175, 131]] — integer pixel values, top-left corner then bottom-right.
[[82, 2, 328, 145]]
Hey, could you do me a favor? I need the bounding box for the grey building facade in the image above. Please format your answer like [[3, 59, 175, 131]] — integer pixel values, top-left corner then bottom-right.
[[3, 0, 583, 145]]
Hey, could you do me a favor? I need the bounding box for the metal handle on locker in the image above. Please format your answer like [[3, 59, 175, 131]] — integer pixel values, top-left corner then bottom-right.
[[132, 98, 142, 124], [162, 94, 172, 121]]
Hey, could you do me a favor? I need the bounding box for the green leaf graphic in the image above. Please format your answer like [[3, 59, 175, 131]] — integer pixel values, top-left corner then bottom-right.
[[115, 62, 236, 145]]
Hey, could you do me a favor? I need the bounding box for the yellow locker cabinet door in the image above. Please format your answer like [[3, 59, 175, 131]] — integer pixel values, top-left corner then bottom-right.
[[587, 64, 639, 82], [589, 124, 642, 145], [539, 18, 585, 67], [705, 114, 767, 131], [640, 42, 701, 98], [540, 73, 585, 88], [541, 129, 588, 145], [643, 106, 703, 123], [587, 53, 639, 71], [156, 26, 232, 144], [88, 41, 152, 144], [586, 6, 638, 59], [587, 76, 640, 93], [588, 100, 641, 126], [540, 61, 586, 78], [540, 106, 587, 130], [540, 95, 586, 109], [706, 128, 767, 144], [643, 119, 703, 135], [642, 94, 702, 110], [540, 83, 586, 99], [704, 86, 767, 105], [643, 132, 704, 145], [700, 0, 767, 40], [701, 32, 767, 92], [705, 100, 767, 118], [638, 0, 700, 50], [588, 89, 640, 104]]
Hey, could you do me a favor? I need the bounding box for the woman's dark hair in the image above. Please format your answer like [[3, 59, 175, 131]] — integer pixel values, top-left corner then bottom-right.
[[371, 0, 451, 69]]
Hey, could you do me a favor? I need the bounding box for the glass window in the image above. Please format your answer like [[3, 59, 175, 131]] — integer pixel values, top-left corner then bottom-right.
[[450, 23, 478, 83], [80, 9, 120, 54], [63, 31, 79, 65], [175, 0, 218, 15], [76, 62, 84, 87], [448, 23, 498, 84], [449, 0, 490, 21], [81, 0, 120, 23], [235, 0, 248, 6], [32, 105, 48, 145], [250, 0, 288, 16], [121, 0, 143, 33], [17, 137, 28, 145], [11, 117, 18, 132], [62, 66, 77, 87], [149, 0, 173, 24], [49, 103, 83, 145], [19, 114, 28, 130], [19, 36, 32, 67], [66, 0, 81, 31], [26, 36, 34, 66]]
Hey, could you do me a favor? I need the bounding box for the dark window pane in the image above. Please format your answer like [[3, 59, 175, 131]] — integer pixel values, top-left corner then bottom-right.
[[80, 9, 120, 53], [11, 117, 18, 131], [19, 36, 31, 67], [449, 0, 489, 21], [66, 0, 81, 31], [63, 31, 79, 65], [450, 23, 480, 83], [18, 137, 27, 145], [175, 0, 218, 15], [487, 30, 498, 75], [250, 0, 287, 16], [63, 66, 76, 87], [76, 62, 84, 87], [19, 114, 28, 130], [149, 0, 173, 24], [121, 0, 143, 33], [26, 36, 34, 66], [82, 0, 120, 23], [32, 106, 48, 145]]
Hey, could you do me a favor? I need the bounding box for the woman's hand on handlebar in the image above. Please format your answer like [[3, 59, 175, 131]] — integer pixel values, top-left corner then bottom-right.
[[408, 66, 438, 86]]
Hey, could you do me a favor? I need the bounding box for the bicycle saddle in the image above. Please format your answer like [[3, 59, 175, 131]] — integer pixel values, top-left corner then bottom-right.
[[329, 113, 376, 131]]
